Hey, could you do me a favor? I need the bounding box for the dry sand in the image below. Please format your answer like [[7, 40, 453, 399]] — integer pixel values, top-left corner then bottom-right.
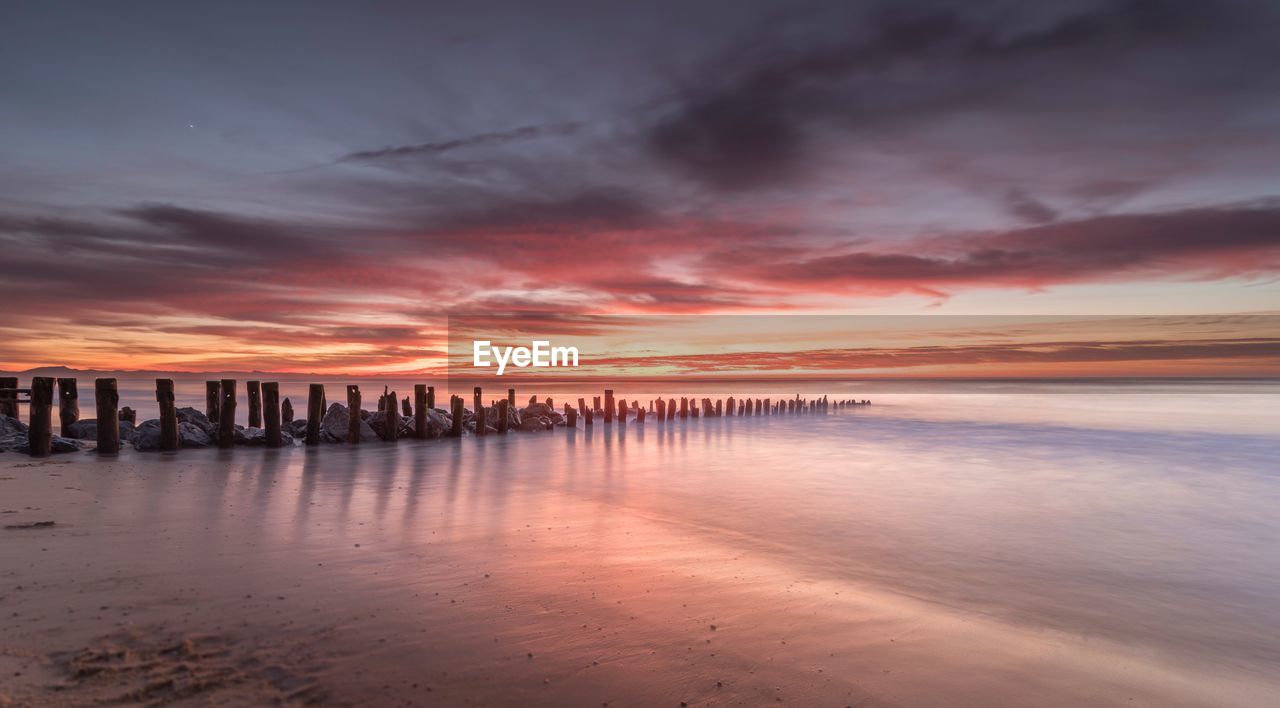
[[2, 434, 1277, 706]]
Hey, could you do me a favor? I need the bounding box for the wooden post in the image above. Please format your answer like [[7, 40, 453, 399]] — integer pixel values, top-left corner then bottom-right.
[[156, 378, 179, 451], [451, 396, 464, 437], [119, 406, 136, 424], [577, 398, 587, 419], [507, 388, 516, 407], [306, 384, 323, 446], [604, 389, 614, 423], [27, 377, 54, 457], [566, 403, 577, 427], [0, 376, 18, 418], [666, 398, 676, 420], [246, 380, 262, 428], [96, 378, 120, 455], [657, 398, 666, 420], [679, 397, 688, 419], [584, 408, 593, 426], [617, 398, 626, 425], [205, 381, 221, 421], [475, 404, 486, 436], [401, 396, 412, 417], [263, 382, 282, 448], [413, 384, 427, 440], [637, 406, 645, 423], [282, 397, 294, 425], [57, 378, 79, 434], [348, 385, 363, 444], [473, 387, 483, 417], [497, 399, 509, 434], [725, 396, 734, 417], [218, 379, 237, 449], [716, 400, 722, 417], [384, 390, 400, 442]]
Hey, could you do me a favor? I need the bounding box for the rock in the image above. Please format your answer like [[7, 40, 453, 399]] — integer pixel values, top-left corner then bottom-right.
[[367, 412, 413, 440], [235, 426, 267, 446], [61, 418, 134, 441], [179, 421, 211, 448], [176, 407, 214, 435], [521, 402, 554, 418], [319, 403, 378, 443], [288, 419, 308, 438], [519, 416, 551, 432], [131, 419, 163, 451], [50, 435, 85, 453], [0, 416, 28, 451]]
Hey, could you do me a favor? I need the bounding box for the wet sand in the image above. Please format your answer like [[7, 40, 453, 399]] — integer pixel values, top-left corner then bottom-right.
[[3, 402, 1279, 706]]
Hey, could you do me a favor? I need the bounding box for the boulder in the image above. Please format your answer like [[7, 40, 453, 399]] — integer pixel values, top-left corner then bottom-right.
[[179, 421, 211, 448], [367, 412, 414, 440], [235, 426, 267, 446], [61, 418, 135, 441], [288, 419, 308, 438], [176, 407, 214, 435], [319, 403, 379, 443], [519, 415, 551, 432], [131, 419, 163, 451]]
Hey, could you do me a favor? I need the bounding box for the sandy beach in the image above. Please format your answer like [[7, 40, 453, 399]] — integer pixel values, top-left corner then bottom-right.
[[3, 391, 1279, 707]]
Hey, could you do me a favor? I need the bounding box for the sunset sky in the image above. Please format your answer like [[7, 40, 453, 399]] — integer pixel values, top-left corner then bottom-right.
[[2, 0, 1279, 375]]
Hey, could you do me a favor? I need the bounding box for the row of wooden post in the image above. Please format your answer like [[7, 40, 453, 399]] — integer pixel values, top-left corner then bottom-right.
[[14, 376, 866, 457]]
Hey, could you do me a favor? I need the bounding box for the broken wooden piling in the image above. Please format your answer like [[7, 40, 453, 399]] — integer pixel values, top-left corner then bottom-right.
[[156, 378, 179, 451], [205, 381, 221, 422], [247, 380, 262, 428], [451, 396, 464, 437], [413, 384, 427, 440], [349, 385, 363, 444], [218, 379, 237, 449], [604, 389, 614, 423], [263, 382, 282, 448], [498, 399, 510, 434], [96, 378, 120, 454], [28, 377, 54, 457], [57, 377, 79, 434], [0, 376, 18, 418], [306, 384, 324, 446]]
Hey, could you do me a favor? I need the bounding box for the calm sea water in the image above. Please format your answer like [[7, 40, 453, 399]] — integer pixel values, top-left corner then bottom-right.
[[16, 379, 1280, 703]]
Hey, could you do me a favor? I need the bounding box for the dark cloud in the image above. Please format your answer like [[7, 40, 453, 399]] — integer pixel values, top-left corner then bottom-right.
[[338, 121, 584, 166], [1003, 189, 1059, 224], [646, 0, 1276, 191]]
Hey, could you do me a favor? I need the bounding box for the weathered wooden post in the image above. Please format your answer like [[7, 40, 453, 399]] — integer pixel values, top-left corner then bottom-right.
[[716, 400, 722, 417], [475, 404, 486, 436], [725, 396, 734, 417], [413, 384, 427, 440], [384, 390, 400, 442], [27, 377, 54, 457], [584, 408, 594, 426], [218, 379, 237, 449], [617, 399, 626, 425], [451, 396, 464, 437], [282, 397, 294, 425], [473, 387, 483, 417], [566, 403, 577, 427], [0, 376, 18, 418], [667, 398, 676, 420], [577, 398, 587, 419], [427, 386, 435, 411], [348, 385, 363, 444], [156, 378, 179, 451], [657, 398, 666, 420], [604, 389, 614, 423], [401, 397, 412, 417], [119, 406, 136, 425], [497, 398, 510, 434], [57, 378, 79, 434], [593, 396, 601, 413], [637, 406, 645, 423], [246, 380, 262, 428], [507, 388, 516, 407], [205, 381, 221, 421], [96, 378, 120, 454], [263, 382, 282, 448], [679, 397, 688, 419], [306, 383, 323, 446]]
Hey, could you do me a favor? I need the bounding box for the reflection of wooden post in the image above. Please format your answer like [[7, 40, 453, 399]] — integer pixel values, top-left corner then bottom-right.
[[218, 379, 237, 448], [306, 384, 323, 446], [157, 378, 179, 451], [246, 380, 262, 428], [507, 388, 516, 407], [282, 398, 294, 425], [413, 384, 427, 440], [28, 377, 54, 457], [263, 382, 282, 448], [96, 378, 120, 455], [348, 385, 363, 444], [497, 399, 509, 434], [205, 381, 221, 421], [451, 396, 464, 437], [603, 389, 614, 423], [0, 376, 18, 418], [57, 378, 79, 434]]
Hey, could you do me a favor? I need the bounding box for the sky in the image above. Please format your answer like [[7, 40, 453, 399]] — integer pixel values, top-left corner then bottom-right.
[[1, 0, 1279, 374]]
